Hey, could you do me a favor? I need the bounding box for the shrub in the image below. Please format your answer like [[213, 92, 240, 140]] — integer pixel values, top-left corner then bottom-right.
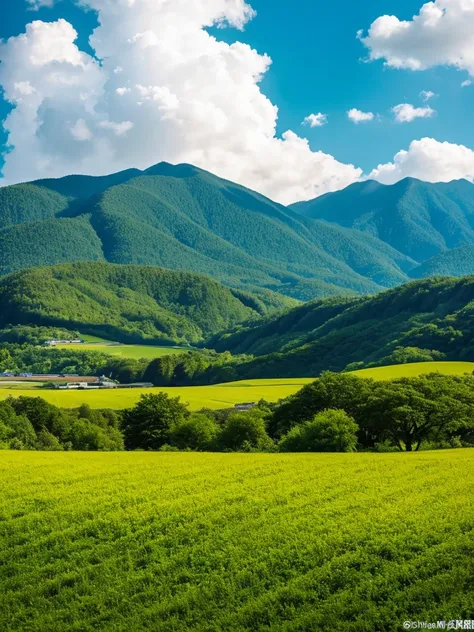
[[279, 409, 358, 453]]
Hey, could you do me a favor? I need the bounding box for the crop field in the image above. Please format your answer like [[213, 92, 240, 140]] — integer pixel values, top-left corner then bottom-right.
[[0, 379, 314, 410], [54, 342, 191, 360], [1, 450, 473, 631], [351, 361, 474, 380]]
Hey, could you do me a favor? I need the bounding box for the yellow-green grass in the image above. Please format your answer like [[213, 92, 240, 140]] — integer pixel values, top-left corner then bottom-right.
[[0, 378, 313, 410], [54, 343, 190, 360], [351, 361, 474, 380], [1, 450, 473, 631]]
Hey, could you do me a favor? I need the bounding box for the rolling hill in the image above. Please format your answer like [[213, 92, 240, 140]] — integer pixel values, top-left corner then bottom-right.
[[291, 177, 474, 261], [206, 275, 474, 378], [0, 261, 294, 345], [0, 163, 419, 300]]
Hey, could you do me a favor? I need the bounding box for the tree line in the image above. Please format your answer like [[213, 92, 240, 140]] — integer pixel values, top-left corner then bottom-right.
[[2, 372, 473, 453]]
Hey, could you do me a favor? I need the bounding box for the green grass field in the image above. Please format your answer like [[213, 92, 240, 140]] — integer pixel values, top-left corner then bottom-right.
[[351, 361, 474, 380], [55, 342, 190, 360], [0, 379, 313, 410], [1, 450, 473, 631]]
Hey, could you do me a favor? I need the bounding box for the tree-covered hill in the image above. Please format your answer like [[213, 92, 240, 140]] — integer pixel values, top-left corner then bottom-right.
[[291, 177, 474, 261], [409, 244, 474, 279], [0, 163, 420, 299], [0, 262, 293, 345], [206, 276, 474, 378]]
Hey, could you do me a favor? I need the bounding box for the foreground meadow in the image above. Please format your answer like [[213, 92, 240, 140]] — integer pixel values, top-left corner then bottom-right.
[[1, 450, 473, 631], [0, 379, 313, 410]]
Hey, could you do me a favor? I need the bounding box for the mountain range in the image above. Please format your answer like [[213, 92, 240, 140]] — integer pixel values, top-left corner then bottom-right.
[[2, 165, 474, 303]]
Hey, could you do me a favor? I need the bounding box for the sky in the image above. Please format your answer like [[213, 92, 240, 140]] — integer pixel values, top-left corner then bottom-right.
[[1, 0, 474, 204]]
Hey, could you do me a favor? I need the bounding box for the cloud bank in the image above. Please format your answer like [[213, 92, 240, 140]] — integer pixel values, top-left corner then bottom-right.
[[0, 0, 361, 204]]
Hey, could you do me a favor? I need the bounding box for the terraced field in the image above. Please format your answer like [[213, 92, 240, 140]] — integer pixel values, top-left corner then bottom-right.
[[0, 379, 314, 410], [1, 450, 473, 631]]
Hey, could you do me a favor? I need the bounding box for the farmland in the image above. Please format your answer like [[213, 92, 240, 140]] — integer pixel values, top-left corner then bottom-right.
[[351, 361, 474, 380], [1, 450, 473, 631], [54, 342, 191, 360], [0, 379, 313, 410]]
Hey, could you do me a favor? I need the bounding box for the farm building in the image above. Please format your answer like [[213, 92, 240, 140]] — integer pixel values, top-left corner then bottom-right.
[[44, 339, 84, 346], [234, 402, 257, 411]]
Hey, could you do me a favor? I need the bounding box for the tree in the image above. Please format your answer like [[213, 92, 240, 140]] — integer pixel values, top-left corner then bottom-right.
[[279, 409, 358, 453], [218, 409, 274, 452], [36, 429, 64, 451], [169, 413, 219, 451], [270, 372, 373, 438], [122, 392, 189, 450]]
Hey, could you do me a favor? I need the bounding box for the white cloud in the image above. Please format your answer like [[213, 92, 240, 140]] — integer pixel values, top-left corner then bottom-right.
[[360, 0, 474, 77], [302, 113, 328, 128], [26, 0, 56, 9], [369, 137, 474, 185], [116, 87, 130, 96], [347, 108, 375, 123], [13, 81, 36, 96], [98, 120, 134, 136], [420, 90, 436, 101], [462, 79, 472, 87], [0, 3, 361, 204], [392, 103, 435, 123], [71, 118, 93, 141]]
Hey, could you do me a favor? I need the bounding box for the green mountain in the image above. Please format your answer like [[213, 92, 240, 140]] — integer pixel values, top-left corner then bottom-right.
[[207, 276, 474, 378], [291, 177, 474, 261], [0, 262, 293, 345], [0, 163, 419, 300], [410, 244, 474, 279]]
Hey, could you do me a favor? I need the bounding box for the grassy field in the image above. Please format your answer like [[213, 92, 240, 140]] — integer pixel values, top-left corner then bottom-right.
[[1, 450, 473, 631], [0, 379, 313, 410], [351, 361, 474, 380], [55, 342, 190, 360]]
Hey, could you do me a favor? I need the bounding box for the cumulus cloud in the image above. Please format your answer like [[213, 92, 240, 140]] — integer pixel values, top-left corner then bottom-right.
[[347, 108, 375, 123], [302, 113, 328, 128], [0, 1, 362, 203], [392, 103, 435, 123], [359, 0, 474, 78], [369, 137, 474, 185], [462, 79, 472, 87]]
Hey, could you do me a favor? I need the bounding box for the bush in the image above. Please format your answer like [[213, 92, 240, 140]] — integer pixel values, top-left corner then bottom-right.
[[279, 409, 358, 453], [169, 413, 219, 451], [219, 409, 274, 452]]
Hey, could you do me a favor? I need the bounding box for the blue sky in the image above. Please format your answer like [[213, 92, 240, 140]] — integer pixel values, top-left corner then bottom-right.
[[1, 0, 474, 203]]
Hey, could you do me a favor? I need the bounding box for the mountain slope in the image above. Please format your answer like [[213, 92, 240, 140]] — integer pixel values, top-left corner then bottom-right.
[[207, 276, 474, 377], [0, 262, 293, 345], [0, 163, 418, 299], [410, 244, 474, 279], [291, 178, 474, 261]]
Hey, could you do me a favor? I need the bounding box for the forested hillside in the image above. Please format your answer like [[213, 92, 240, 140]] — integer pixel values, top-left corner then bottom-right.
[[409, 244, 474, 279], [0, 163, 420, 299], [0, 262, 293, 345], [291, 177, 474, 261], [206, 276, 474, 378]]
